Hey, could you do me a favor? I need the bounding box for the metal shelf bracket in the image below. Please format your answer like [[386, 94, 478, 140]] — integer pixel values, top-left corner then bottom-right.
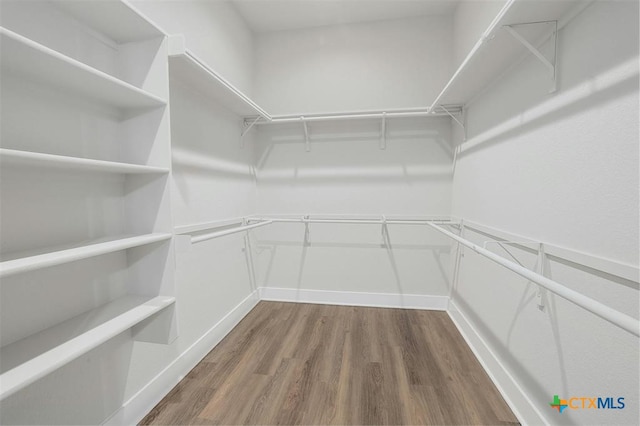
[[240, 116, 261, 149], [380, 112, 387, 150], [440, 105, 466, 141], [503, 20, 558, 93], [301, 117, 310, 152]]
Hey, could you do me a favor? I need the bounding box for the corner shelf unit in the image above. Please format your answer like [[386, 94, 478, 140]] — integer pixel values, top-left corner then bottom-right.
[[0, 233, 172, 278], [0, 149, 170, 175], [0, 295, 175, 400], [168, 35, 271, 120], [430, 0, 587, 109], [0, 27, 166, 110]]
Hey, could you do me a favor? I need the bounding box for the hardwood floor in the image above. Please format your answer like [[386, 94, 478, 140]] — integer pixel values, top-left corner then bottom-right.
[[140, 302, 518, 425]]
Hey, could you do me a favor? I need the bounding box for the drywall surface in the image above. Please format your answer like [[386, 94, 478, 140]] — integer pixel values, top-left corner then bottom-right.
[[450, 1, 639, 424], [120, 76, 260, 406], [452, 0, 508, 69], [130, 0, 254, 95], [169, 80, 257, 226], [252, 117, 453, 297], [252, 16, 452, 114]]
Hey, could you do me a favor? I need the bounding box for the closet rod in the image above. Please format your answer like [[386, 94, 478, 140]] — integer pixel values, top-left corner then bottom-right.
[[427, 223, 640, 337], [191, 220, 272, 244], [246, 106, 462, 125], [250, 217, 455, 225]]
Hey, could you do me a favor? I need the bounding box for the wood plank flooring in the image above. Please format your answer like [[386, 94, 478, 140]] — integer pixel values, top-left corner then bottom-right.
[[140, 302, 518, 425]]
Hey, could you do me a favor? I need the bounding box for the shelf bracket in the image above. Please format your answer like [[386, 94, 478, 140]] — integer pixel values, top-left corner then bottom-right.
[[381, 215, 390, 247], [483, 239, 547, 311], [303, 215, 310, 246], [440, 105, 466, 141], [380, 112, 387, 150], [503, 21, 558, 93], [240, 116, 261, 149], [536, 243, 547, 311], [301, 117, 310, 152]]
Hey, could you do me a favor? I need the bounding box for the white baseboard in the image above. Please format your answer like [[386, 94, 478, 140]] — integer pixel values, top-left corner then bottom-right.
[[258, 286, 449, 311], [447, 300, 547, 426], [109, 290, 543, 426], [104, 290, 260, 426]]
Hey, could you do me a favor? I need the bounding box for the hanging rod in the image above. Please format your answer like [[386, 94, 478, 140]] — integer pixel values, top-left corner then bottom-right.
[[244, 106, 463, 125], [427, 222, 640, 337], [249, 217, 455, 225], [191, 220, 272, 244]]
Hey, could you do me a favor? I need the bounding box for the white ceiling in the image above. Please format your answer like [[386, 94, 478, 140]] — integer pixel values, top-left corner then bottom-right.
[[230, 0, 459, 33]]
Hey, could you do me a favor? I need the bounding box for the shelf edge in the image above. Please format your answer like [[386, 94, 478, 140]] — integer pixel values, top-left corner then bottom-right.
[[0, 295, 175, 400], [0, 234, 172, 278]]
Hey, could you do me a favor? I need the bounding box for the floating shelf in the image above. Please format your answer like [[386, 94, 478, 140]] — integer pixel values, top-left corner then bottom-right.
[[431, 0, 585, 108], [0, 27, 167, 110], [51, 0, 165, 44], [0, 295, 175, 400], [0, 149, 169, 175], [168, 35, 271, 120], [0, 233, 172, 278]]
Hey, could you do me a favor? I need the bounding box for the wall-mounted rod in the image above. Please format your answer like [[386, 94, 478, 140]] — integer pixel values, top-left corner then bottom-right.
[[427, 222, 640, 337], [246, 106, 462, 125], [191, 220, 273, 244], [250, 217, 455, 226]]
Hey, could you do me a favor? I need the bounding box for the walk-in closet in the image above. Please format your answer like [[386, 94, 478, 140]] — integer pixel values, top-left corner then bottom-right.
[[0, 0, 638, 425]]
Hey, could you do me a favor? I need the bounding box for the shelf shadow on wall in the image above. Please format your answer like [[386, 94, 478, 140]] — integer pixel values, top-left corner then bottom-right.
[[256, 165, 453, 185], [255, 238, 451, 296], [457, 60, 638, 159]]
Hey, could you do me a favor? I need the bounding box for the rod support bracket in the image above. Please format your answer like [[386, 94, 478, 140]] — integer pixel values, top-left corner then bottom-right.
[[302, 215, 310, 246], [380, 112, 387, 150], [301, 117, 310, 152], [536, 243, 547, 311], [240, 116, 261, 149]]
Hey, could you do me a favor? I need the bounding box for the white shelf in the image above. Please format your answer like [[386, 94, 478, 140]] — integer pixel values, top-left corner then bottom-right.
[[0, 27, 167, 110], [168, 36, 271, 120], [0, 149, 169, 175], [431, 0, 585, 107], [51, 0, 165, 44], [0, 234, 172, 278], [0, 295, 175, 400]]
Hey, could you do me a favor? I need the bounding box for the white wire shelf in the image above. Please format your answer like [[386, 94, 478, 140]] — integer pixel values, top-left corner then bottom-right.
[[0, 295, 175, 400], [430, 0, 588, 108], [0, 27, 167, 110], [168, 36, 271, 120], [0, 149, 169, 175]]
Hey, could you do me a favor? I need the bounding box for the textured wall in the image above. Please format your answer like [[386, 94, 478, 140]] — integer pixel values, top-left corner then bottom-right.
[[450, 1, 639, 424], [252, 16, 452, 114]]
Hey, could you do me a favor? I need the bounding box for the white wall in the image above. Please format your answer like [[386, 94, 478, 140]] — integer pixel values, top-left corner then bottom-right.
[[131, 0, 254, 95], [252, 16, 452, 114], [451, 1, 639, 424], [252, 116, 454, 299]]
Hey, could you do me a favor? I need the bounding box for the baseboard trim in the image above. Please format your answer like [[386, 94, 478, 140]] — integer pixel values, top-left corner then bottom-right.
[[447, 300, 547, 426], [109, 290, 543, 425], [104, 289, 260, 426], [258, 286, 449, 311]]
